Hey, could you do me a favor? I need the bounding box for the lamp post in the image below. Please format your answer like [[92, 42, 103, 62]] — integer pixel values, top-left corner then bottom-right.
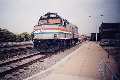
[[89, 15, 103, 41]]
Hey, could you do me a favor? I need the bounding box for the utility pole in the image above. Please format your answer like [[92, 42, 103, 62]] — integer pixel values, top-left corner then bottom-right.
[[96, 26, 98, 41]]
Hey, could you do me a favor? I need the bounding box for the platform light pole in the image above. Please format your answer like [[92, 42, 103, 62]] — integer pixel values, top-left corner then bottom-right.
[[89, 15, 103, 42]]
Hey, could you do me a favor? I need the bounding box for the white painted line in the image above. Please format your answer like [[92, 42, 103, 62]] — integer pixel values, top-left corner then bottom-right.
[[24, 45, 81, 80]]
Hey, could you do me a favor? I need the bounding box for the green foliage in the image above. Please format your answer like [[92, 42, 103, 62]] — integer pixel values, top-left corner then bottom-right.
[[16, 32, 31, 42], [0, 28, 32, 42], [0, 28, 16, 42]]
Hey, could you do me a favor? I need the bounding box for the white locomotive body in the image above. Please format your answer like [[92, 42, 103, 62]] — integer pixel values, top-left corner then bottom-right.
[[32, 12, 79, 52]]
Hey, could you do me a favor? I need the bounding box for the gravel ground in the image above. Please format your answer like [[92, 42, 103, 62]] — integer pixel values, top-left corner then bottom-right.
[[0, 44, 80, 80], [0, 48, 38, 64]]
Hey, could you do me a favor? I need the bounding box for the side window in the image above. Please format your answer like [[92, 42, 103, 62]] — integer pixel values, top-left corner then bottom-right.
[[54, 34, 57, 39], [63, 22, 66, 27], [65, 33, 67, 38]]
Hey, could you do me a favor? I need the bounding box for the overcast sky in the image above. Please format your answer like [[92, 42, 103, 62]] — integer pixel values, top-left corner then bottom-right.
[[0, 0, 120, 34]]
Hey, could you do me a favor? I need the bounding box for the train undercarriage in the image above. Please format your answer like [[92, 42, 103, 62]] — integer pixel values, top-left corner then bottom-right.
[[33, 38, 79, 53]]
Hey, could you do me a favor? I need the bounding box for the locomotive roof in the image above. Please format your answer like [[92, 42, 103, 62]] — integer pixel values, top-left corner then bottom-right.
[[44, 12, 58, 16], [38, 12, 78, 28], [39, 12, 62, 20]]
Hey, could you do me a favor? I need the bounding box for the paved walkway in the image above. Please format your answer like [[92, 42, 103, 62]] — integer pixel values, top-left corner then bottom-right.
[[26, 42, 116, 80]]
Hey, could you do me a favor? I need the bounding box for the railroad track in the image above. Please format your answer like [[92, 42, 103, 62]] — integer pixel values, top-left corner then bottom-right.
[[0, 44, 33, 52], [0, 52, 51, 77]]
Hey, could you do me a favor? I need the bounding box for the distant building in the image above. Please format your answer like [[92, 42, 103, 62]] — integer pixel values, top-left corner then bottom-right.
[[90, 33, 100, 41], [99, 23, 120, 46]]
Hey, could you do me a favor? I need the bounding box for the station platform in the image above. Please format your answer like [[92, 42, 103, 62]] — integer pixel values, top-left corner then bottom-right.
[[25, 42, 118, 80]]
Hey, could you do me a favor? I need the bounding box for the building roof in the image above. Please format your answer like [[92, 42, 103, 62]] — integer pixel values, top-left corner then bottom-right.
[[100, 23, 120, 28]]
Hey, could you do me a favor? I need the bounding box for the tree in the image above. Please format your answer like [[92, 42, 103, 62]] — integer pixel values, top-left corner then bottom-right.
[[18, 32, 31, 41], [0, 27, 32, 42], [0, 28, 16, 42]]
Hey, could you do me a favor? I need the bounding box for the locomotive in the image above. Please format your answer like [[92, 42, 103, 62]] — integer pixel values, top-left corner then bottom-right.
[[32, 12, 79, 52]]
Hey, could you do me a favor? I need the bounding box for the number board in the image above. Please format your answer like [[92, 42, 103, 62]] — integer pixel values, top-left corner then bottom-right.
[[48, 19, 61, 24], [34, 25, 45, 32]]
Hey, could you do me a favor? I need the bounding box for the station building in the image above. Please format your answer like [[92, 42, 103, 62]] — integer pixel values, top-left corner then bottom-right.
[[99, 23, 120, 47]]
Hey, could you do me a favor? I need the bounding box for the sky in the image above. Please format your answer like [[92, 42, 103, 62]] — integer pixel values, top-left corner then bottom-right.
[[0, 0, 120, 34]]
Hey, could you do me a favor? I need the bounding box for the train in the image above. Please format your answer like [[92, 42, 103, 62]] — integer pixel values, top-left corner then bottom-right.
[[32, 12, 79, 52]]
